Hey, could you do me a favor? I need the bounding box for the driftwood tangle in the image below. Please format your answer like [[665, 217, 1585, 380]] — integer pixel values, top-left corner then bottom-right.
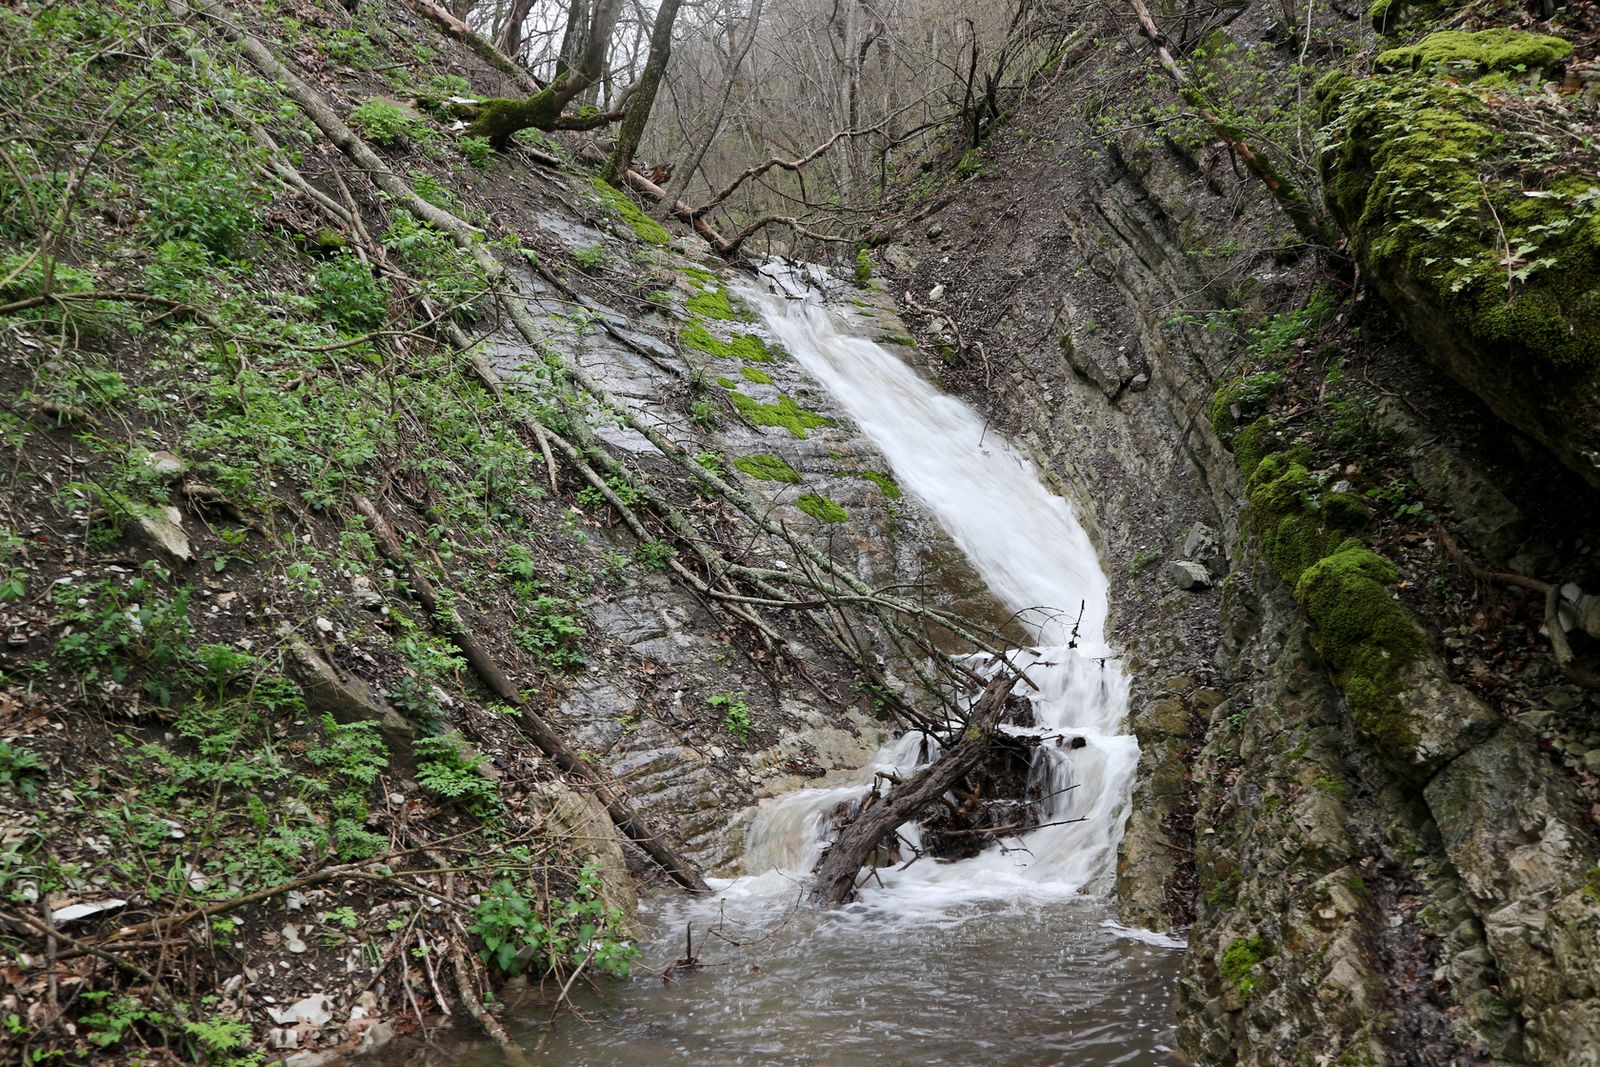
[[810, 672, 1015, 906]]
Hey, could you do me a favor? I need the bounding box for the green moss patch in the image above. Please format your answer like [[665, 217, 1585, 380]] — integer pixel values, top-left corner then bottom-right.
[[1295, 545, 1426, 750], [1242, 450, 1425, 752], [681, 320, 776, 363], [732, 453, 800, 483], [796, 492, 848, 523], [1376, 29, 1571, 78], [1319, 57, 1600, 374], [1232, 416, 1278, 478], [740, 366, 773, 384], [850, 469, 901, 499], [1221, 935, 1276, 1001], [1210, 372, 1284, 442], [686, 285, 749, 321], [591, 178, 672, 247], [729, 391, 833, 438]]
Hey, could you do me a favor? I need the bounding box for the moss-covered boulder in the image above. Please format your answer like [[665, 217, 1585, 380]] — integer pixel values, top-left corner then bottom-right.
[[1318, 33, 1600, 489], [1375, 28, 1572, 76]]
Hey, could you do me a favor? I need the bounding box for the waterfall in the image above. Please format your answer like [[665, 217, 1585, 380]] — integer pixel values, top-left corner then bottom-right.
[[515, 271, 1183, 1067], [727, 272, 1141, 906]]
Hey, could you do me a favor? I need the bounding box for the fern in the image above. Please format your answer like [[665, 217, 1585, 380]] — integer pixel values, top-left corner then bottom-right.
[[413, 734, 501, 816]]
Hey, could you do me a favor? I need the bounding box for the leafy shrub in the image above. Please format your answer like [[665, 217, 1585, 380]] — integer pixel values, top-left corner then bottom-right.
[[470, 865, 637, 977], [413, 733, 501, 816], [350, 98, 424, 147], [311, 251, 387, 332], [459, 135, 493, 167], [140, 125, 263, 255], [514, 596, 586, 669]]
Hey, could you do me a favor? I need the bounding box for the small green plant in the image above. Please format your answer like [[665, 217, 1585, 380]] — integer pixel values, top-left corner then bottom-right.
[[350, 98, 424, 147], [0, 742, 45, 800], [690, 398, 722, 430], [53, 567, 193, 701], [306, 714, 389, 857], [311, 251, 388, 332], [183, 1013, 261, 1066], [1220, 934, 1276, 1001], [574, 244, 609, 271], [470, 865, 637, 977], [576, 474, 643, 512], [710, 692, 753, 741], [854, 247, 873, 287], [413, 733, 501, 816], [636, 540, 676, 572], [514, 596, 587, 669], [1130, 548, 1162, 574], [459, 135, 493, 167]]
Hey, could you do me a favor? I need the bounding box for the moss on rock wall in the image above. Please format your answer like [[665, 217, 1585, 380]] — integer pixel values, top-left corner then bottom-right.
[[1240, 448, 1427, 756], [1318, 31, 1600, 489]]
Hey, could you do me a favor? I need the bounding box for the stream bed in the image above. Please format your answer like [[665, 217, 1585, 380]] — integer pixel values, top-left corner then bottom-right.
[[418, 269, 1184, 1065]]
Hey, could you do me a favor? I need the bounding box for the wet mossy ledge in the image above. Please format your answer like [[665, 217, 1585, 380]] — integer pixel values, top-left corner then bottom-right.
[[733, 453, 801, 483], [591, 178, 673, 247], [1318, 28, 1600, 489], [1242, 450, 1427, 753], [796, 492, 849, 523], [681, 320, 776, 363], [729, 390, 834, 438]]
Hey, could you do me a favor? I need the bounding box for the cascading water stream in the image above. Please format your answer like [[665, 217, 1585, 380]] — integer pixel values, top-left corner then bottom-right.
[[470, 271, 1184, 1066], [730, 270, 1138, 903]]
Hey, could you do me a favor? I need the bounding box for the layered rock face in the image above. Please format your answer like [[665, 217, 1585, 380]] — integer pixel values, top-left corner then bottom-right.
[[880, 2, 1600, 1061]]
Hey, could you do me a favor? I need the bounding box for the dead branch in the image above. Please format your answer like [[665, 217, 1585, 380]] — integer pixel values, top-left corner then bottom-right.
[[449, 930, 534, 1066], [1436, 523, 1600, 689], [810, 672, 1014, 905], [1122, 0, 1333, 247], [692, 122, 891, 220]]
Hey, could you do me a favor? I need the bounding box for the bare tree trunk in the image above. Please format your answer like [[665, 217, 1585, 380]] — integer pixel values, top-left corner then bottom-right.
[[493, 0, 535, 59], [555, 0, 589, 79], [655, 0, 764, 217], [600, 0, 684, 183]]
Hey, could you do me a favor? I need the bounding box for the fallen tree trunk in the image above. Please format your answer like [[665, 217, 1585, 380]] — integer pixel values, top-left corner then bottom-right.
[[810, 672, 1014, 906]]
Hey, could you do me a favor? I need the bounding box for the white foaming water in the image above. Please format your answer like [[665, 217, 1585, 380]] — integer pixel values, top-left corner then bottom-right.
[[704, 272, 1143, 916]]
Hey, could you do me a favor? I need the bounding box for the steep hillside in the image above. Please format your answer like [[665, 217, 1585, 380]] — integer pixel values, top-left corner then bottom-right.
[[6, 0, 1600, 1063], [0, 2, 998, 1062]]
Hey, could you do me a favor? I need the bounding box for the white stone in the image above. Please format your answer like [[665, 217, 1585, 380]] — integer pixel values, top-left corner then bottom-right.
[[268, 994, 334, 1028]]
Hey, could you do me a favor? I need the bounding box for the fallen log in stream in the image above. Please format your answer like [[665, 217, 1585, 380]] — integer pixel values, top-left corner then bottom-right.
[[810, 672, 1018, 906]]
